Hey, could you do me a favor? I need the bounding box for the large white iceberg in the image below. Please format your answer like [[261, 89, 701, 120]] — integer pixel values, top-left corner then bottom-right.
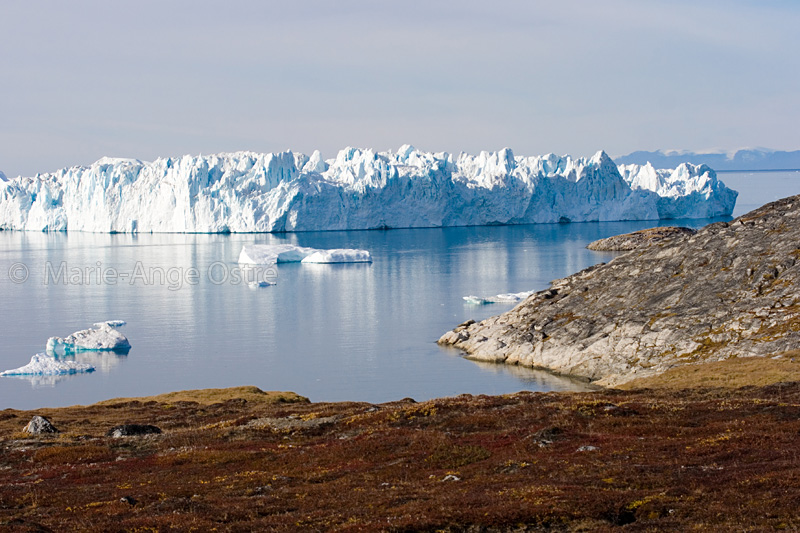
[[301, 249, 372, 264], [1, 354, 95, 376], [238, 244, 318, 265], [0, 147, 737, 233], [238, 244, 372, 265], [46, 322, 131, 356], [617, 162, 736, 219]]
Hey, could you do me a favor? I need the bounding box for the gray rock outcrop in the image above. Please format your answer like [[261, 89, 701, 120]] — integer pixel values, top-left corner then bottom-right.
[[439, 196, 800, 386], [24, 416, 59, 434], [587, 226, 696, 251]]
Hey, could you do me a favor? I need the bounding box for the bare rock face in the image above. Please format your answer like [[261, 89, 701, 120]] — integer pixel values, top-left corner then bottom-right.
[[587, 226, 696, 251], [24, 416, 59, 435], [439, 196, 800, 386]]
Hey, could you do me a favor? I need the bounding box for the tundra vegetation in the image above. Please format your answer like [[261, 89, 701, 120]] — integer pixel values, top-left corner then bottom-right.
[[2, 375, 800, 532]]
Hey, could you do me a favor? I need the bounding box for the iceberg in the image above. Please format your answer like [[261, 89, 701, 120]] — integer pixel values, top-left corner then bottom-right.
[[238, 244, 318, 265], [1, 321, 130, 384], [248, 280, 276, 289], [46, 322, 131, 356], [1, 353, 95, 376], [0, 147, 737, 233], [301, 249, 372, 264], [618, 163, 738, 219], [463, 291, 535, 305], [93, 319, 127, 328], [238, 244, 371, 265]]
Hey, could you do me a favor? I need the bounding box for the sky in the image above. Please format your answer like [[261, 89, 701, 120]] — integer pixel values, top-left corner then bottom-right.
[[1, 0, 798, 177]]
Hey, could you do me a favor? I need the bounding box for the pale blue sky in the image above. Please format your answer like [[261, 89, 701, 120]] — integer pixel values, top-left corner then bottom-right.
[[1, 0, 798, 177]]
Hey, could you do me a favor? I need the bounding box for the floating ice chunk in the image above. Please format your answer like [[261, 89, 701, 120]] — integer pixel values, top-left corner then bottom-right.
[[46, 323, 131, 356], [463, 291, 535, 305], [238, 244, 372, 265], [238, 244, 318, 265], [1, 354, 95, 376], [93, 320, 127, 328], [248, 280, 276, 289], [301, 249, 372, 264]]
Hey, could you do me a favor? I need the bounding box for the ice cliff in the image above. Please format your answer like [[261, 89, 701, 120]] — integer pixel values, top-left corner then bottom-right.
[[0, 147, 737, 233]]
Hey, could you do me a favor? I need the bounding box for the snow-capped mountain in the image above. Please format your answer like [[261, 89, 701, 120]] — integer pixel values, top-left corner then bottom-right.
[[615, 148, 800, 171], [0, 146, 737, 233]]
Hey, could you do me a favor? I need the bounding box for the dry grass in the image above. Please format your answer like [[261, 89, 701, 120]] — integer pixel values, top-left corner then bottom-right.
[[2, 384, 800, 531], [93, 386, 308, 406], [619, 352, 800, 390]]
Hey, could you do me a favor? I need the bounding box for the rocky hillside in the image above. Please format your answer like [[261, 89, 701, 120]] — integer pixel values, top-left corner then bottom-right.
[[586, 226, 696, 251], [440, 195, 800, 386]]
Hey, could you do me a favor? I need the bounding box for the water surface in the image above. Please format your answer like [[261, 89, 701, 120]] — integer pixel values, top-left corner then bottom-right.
[[1, 170, 796, 409]]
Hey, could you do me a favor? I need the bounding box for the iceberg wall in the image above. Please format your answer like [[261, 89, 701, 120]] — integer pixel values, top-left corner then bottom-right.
[[0, 147, 737, 233]]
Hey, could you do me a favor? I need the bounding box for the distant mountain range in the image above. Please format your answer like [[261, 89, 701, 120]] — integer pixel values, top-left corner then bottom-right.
[[615, 149, 800, 171]]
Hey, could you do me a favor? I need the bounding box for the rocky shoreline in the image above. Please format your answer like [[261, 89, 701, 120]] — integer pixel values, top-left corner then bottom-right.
[[440, 196, 800, 386], [586, 225, 696, 251]]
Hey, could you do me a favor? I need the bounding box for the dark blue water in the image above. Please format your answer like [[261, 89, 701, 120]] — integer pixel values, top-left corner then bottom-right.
[[1, 170, 796, 409]]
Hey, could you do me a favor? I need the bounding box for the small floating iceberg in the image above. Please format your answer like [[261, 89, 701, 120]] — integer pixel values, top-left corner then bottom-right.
[[463, 290, 535, 305], [2, 321, 130, 385], [1, 354, 95, 376], [93, 320, 127, 328], [238, 244, 372, 265], [46, 322, 131, 356], [301, 249, 372, 264], [248, 280, 277, 289], [238, 244, 318, 265]]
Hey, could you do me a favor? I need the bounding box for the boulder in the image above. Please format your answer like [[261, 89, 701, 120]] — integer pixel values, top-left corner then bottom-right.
[[24, 415, 59, 435]]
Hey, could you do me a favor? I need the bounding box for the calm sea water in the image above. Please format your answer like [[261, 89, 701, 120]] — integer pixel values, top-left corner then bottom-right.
[[722, 170, 800, 217], [1, 170, 797, 409]]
